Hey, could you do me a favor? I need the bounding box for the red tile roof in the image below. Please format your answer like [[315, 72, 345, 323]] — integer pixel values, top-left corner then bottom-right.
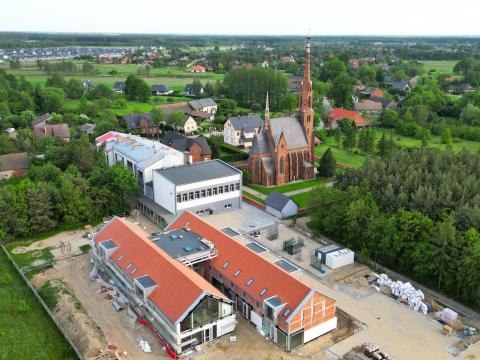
[[371, 88, 384, 98], [0, 152, 29, 172], [328, 108, 371, 127], [33, 123, 71, 139], [95, 131, 123, 147], [168, 212, 316, 323], [94, 217, 228, 323]]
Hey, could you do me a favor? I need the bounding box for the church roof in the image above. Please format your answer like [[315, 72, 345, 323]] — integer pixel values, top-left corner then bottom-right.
[[270, 115, 308, 150], [250, 132, 269, 154], [262, 157, 273, 174]]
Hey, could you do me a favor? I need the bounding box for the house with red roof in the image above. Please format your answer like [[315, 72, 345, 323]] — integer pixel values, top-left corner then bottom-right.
[[190, 65, 206, 73], [167, 212, 337, 351], [328, 108, 372, 130], [91, 217, 237, 355]]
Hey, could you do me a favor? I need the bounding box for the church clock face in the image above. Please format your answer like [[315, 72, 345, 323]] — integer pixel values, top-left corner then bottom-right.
[[302, 99, 308, 106]]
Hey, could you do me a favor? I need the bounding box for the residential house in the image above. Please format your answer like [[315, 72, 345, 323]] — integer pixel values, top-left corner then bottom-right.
[[161, 102, 198, 134], [167, 212, 337, 351], [34, 123, 71, 142], [190, 65, 206, 73], [188, 98, 217, 115], [151, 84, 174, 96], [289, 76, 303, 94], [354, 100, 383, 113], [79, 123, 96, 134], [359, 87, 383, 99], [261, 60, 269, 68], [160, 131, 212, 163], [224, 115, 263, 148], [122, 113, 159, 135], [31, 113, 52, 127], [189, 111, 215, 122], [328, 108, 371, 130], [113, 81, 126, 93], [0, 152, 29, 179], [150, 160, 242, 217], [91, 217, 236, 356], [408, 76, 419, 89], [383, 75, 395, 85], [265, 191, 298, 218], [281, 55, 295, 62], [322, 97, 333, 112], [184, 84, 204, 97], [447, 84, 476, 94], [378, 63, 389, 71], [370, 96, 397, 110], [391, 82, 410, 92], [83, 80, 94, 91]]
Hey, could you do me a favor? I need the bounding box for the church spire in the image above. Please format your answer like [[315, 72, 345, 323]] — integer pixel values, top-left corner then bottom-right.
[[264, 92, 270, 130], [303, 35, 311, 84]]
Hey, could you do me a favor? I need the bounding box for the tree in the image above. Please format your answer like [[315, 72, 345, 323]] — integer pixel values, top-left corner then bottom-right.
[[242, 168, 250, 184], [26, 185, 56, 235], [340, 120, 357, 151], [440, 127, 453, 146], [329, 73, 353, 109], [376, 133, 396, 158], [65, 79, 85, 99], [125, 75, 150, 102], [0, 133, 16, 154], [152, 108, 164, 125], [382, 109, 399, 128], [192, 77, 203, 98], [16, 128, 36, 153], [318, 148, 336, 177], [87, 83, 114, 100], [432, 215, 456, 289]]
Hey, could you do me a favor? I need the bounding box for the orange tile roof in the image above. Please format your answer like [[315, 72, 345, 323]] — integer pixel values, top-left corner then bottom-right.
[[371, 88, 384, 98], [168, 212, 319, 323], [94, 217, 228, 323], [329, 108, 371, 127]]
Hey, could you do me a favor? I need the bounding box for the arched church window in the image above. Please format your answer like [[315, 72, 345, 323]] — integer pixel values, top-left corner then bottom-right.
[[279, 156, 285, 174]]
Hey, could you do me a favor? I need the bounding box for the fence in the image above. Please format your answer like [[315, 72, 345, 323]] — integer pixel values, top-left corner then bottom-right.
[[0, 243, 84, 360]]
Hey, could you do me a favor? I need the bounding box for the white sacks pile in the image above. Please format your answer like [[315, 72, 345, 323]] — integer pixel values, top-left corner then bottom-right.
[[377, 273, 428, 315]]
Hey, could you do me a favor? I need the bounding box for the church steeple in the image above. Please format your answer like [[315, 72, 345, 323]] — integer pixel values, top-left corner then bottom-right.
[[264, 92, 270, 130], [298, 35, 314, 162]]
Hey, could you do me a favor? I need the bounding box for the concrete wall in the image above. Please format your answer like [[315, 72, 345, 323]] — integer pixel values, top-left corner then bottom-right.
[[152, 175, 176, 213]]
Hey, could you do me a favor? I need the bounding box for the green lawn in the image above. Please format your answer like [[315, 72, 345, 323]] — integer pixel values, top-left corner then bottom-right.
[[373, 128, 480, 153], [315, 136, 368, 169], [248, 177, 327, 195], [0, 61, 224, 91], [243, 190, 264, 204], [291, 192, 312, 208], [0, 249, 76, 359], [422, 60, 458, 75]]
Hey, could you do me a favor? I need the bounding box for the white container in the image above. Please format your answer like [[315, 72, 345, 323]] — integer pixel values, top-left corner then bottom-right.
[[440, 308, 458, 325], [325, 249, 354, 269]]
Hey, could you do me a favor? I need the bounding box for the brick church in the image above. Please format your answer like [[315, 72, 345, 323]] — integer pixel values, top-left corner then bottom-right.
[[249, 38, 315, 186]]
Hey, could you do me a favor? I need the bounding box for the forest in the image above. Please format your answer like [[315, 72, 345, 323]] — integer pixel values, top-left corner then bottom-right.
[[310, 148, 480, 310]]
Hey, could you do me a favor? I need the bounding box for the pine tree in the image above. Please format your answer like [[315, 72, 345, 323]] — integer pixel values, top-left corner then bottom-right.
[[27, 186, 56, 235], [318, 148, 337, 178]]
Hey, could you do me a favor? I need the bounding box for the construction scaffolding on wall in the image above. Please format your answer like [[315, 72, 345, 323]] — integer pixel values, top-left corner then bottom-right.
[[283, 238, 304, 255], [311, 255, 323, 270]]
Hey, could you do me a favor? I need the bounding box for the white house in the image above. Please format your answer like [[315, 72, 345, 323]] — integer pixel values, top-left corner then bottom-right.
[[224, 115, 263, 148], [188, 98, 217, 115], [152, 160, 242, 216], [264, 191, 298, 218]]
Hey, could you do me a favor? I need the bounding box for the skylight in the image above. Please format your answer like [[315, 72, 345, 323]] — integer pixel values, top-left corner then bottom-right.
[[117, 255, 125, 261], [259, 288, 267, 296], [233, 270, 241, 277], [222, 261, 229, 269], [246, 278, 254, 287], [131, 268, 138, 275], [283, 308, 291, 317], [126, 263, 132, 270]]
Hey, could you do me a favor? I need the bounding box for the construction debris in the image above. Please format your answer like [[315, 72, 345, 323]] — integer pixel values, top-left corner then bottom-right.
[[376, 274, 428, 314], [436, 308, 458, 325], [138, 340, 152, 353], [89, 348, 125, 360]]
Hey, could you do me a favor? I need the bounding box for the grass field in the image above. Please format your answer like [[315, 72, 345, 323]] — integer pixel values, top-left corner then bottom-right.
[[0, 249, 76, 359], [422, 60, 458, 75], [373, 128, 480, 153], [248, 177, 327, 195], [243, 190, 264, 204], [315, 136, 368, 168], [291, 192, 311, 208], [0, 61, 224, 91]]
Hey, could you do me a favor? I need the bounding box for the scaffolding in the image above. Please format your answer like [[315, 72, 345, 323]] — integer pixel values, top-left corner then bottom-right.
[[311, 255, 323, 270], [267, 223, 279, 241], [283, 238, 304, 255]]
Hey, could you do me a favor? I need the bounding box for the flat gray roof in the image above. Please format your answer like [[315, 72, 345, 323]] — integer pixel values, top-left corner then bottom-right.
[[151, 228, 210, 259], [274, 259, 299, 273], [246, 242, 268, 254], [155, 159, 241, 186], [100, 239, 117, 249], [266, 296, 284, 307]]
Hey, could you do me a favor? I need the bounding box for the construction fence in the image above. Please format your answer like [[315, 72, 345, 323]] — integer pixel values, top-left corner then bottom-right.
[[0, 243, 84, 360]]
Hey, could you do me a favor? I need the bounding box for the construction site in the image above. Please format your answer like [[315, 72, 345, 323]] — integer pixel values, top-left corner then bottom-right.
[[8, 204, 480, 360]]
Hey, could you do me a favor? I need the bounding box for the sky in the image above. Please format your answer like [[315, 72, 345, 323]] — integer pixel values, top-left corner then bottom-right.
[[1, 0, 479, 36]]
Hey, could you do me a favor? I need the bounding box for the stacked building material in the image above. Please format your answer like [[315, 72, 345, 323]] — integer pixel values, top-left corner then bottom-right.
[[377, 274, 428, 314]]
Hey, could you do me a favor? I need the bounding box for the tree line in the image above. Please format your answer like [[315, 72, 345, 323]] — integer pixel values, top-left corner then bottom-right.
[[310, 147, 480, 310]]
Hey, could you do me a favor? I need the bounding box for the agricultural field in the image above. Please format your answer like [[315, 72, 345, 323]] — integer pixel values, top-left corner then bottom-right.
[[0, 60, 224, 91], [0, 250, 76, 359], [421, 60, 458, 75]]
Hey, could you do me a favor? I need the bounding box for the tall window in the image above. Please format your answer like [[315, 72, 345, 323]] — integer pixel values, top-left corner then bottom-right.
[[279, 156, 285, 174]]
